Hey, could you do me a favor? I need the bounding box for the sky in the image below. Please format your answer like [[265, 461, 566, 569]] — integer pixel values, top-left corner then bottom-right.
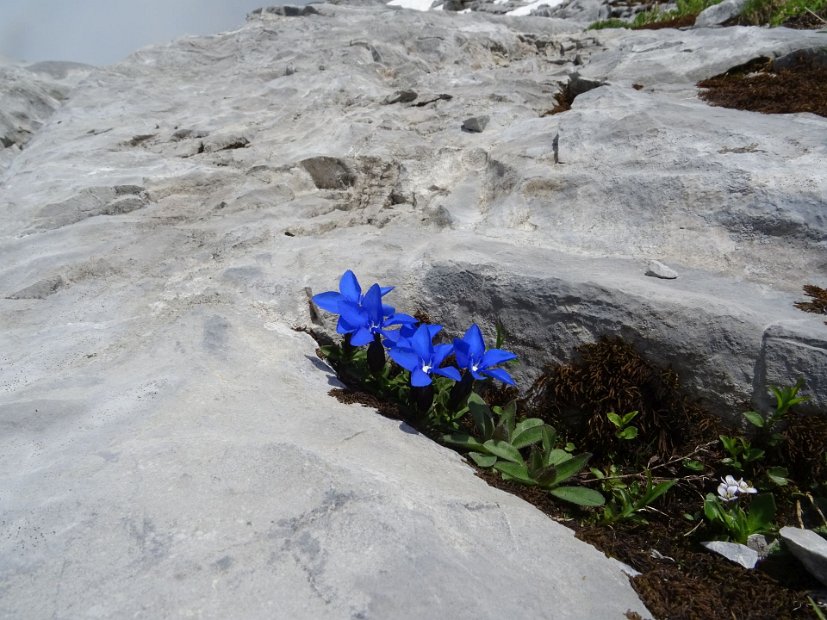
[[0, 0, 308, 66]]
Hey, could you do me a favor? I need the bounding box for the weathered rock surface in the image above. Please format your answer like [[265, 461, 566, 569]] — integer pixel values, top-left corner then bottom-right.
[[781, 526, 827, 587], [1, 2, 826, 617]]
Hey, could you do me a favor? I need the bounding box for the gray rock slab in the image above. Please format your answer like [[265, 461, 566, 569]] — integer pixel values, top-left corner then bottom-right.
[[694, 0, 749, 28], [781, 526, 827, 587], [702, 540, 759, 569], [2, 3, 827, 616]]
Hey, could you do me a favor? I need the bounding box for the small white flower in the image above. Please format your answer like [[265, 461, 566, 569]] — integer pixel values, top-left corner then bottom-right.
[[736, 478, 757, 495], [717, 475, 756, 501]]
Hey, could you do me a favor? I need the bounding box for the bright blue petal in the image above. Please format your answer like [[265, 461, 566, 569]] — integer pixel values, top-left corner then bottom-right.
[[335, 316, 354, 335], [470, 368, 487, 381], [312, 291, 343, 313], [339, 300, 367, 328], [381, 303, 396, 317], [386, 313, 417, 326], [426, 324, 442, 338], [434, 366, 462, 382], [482, 367, 515, 385], [379, 286, 394, 296], [410, 324, 434, 360], [463, 324, 486, 359], [350, 328, 374, 347], [481, 348, 517, 368], [433, 343, 454, 366], [411, 367, 432, 387], [388, 347, 419, 372], [339, 270, 361, 303], [362, 284, 383, 324], [453, 339, 470, 369]]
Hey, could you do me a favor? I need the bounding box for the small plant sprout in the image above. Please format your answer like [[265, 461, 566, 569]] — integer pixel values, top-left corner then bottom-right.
[[607, 410, 639, 440]]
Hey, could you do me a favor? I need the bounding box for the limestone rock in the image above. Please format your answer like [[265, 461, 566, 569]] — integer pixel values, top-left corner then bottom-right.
[[702, 540, 760, 569], [694, 0, 749, 28], [646, 260, 678, 279], [1, 2, 826, 617], [781, 527, 827, 587], [461, 115, 490, 132]]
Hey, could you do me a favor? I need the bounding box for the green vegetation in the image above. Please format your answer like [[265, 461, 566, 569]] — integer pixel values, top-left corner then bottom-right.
[[587, 0, 826, 29], [738, 0, 827, 25]]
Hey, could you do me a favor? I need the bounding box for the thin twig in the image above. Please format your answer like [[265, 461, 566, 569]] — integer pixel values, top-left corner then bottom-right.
[[593, 440, 719, 482], [807, 492, 827, 527], [805, 7, 827, 24]]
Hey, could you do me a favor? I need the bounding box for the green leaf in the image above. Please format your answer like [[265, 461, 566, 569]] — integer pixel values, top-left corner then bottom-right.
[[743, 410, 765, 428], [512, 419, 546, 449], [607, 412, 622, 428], [492, 423, 511, 443], [541, 425, 557, 454], [495, 320, 507, 349], [545, 448, 572, 468], [534, 465, 558, 487], [495, 399, 517, 435], [703, 494, 726, 525], [468, 393, 494, 440], [683, 459, 705, 472], [622, 411, 639, 425], [493, 461, 535, 485], [617, 427, 638, 440], [743, 448, 765, 463], [766, 466, 789, 487], [641, 479, 677, 506], [746, 493, 776, 534], [469, 452, 497, 468], [549, 486, 605, 507], [542, 452, 592, 487], [442, 432, 485, 451], [483, 439, 525, 464]]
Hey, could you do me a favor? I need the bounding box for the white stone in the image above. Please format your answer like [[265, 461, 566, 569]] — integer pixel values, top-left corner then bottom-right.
[[702, 540, 760, 569], [781, 527, 827, 587], [646, 260, 678, 279]]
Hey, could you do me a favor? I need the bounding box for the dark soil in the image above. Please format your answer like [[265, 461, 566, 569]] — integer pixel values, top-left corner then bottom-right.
[[795, 284, 827, 325], [698, 55, 827, 118]]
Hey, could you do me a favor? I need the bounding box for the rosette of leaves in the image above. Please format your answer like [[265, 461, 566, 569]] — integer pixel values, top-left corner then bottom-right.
[[444, 394, 604, 507], [593, 467, 676, 524]]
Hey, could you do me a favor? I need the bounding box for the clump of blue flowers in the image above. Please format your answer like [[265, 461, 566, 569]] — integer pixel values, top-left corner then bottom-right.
[[312, 270, 518, 418]]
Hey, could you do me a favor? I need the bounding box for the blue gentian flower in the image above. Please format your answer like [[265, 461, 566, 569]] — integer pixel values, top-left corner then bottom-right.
[[337, 283, 416, 346], [384, 322, 441, 349], [388, 324, 461, 387], [453, 323, 517, 385], [312, 270, 400, 337]]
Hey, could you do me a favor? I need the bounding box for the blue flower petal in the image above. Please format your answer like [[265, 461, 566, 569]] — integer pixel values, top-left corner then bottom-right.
[[350, 328, 374, 347], [463, 324, 486, 359], [362, 284, 383, 324], [433, 343, 454, 366], [388, 347, 419, 372], [380, 286, 394, 296], [481, 348, 517, 368], [410, 324, 434, 361], [386, 313, 417, 326], [411, 367, 432, 387], [482, 367, 515, 385], [339, 270, 361, 303], [312, 291, 343, 313], [381, 303, 396, 317], [434, 366, 462, 382], [453, 339, 471, 369], [338, 300, 366, 327]]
